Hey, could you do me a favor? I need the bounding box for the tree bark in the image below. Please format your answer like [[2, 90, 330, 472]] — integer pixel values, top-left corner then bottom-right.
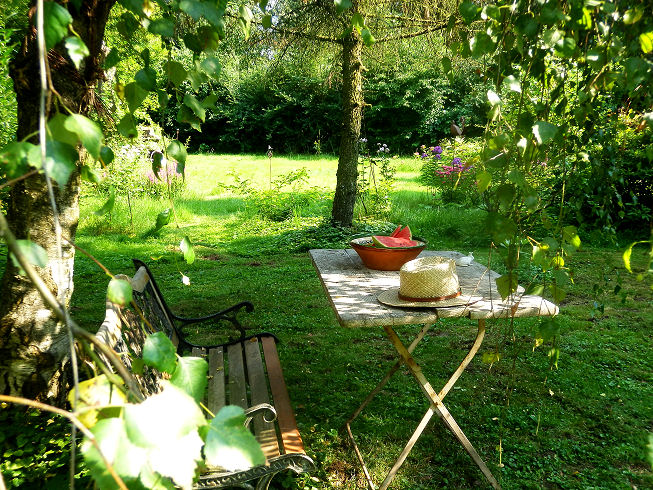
[[0, 0, 115, 403], [331, 31, 364, 227]]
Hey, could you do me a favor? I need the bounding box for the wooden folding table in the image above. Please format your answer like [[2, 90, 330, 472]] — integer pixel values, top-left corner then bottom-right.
[[309, 249, 558, 489]]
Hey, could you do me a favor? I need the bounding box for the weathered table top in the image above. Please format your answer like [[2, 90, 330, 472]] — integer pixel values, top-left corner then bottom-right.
[[309, 249, 559, 327]]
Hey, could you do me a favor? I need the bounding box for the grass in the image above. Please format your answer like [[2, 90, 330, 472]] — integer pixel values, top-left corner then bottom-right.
[[1, 153, 652, 489]]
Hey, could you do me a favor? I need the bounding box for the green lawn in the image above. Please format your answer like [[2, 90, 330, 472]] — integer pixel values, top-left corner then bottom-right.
[[1, 153, 652, 489]]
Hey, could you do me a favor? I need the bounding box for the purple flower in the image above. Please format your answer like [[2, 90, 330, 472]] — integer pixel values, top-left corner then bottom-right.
[[452, 157, 462, 166], [434, 146, 443, 154]]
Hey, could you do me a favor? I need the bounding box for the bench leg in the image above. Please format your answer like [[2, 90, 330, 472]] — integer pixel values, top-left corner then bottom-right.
[[254, 473, 276, 490]]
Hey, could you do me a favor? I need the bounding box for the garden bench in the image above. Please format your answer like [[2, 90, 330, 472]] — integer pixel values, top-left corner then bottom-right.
[[95, 260, 315, 489]]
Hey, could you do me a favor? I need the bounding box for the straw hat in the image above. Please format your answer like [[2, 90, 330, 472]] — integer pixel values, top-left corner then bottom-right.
[[378, 256, 482, 308]]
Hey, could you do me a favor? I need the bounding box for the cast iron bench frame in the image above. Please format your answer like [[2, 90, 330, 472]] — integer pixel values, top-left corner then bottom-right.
[[97, 259, 316, 489]]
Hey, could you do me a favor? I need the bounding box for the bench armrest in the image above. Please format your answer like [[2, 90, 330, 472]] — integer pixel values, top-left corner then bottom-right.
[[244, 403, 277, 428], [173, 301, 254, 340]]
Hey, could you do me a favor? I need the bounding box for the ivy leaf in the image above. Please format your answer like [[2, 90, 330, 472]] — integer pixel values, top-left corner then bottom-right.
[[441, 57, 452, 73], [64, 36, 89, 70], [184, 32, 202, 53], [262, 14, 272, 29], [334, 0, 352, 14], [503, 75, 521, 93], [167, 140, 187, 175], [43, 1, 72, 49], [0, 142, 36, 178], [143, 332, 178, 374], [238, 5, 253, 40], [180, 236, 195, 265], [155, 208, 172, 231], [148, 18, 175, 38], [198, 26, 221, 51], [183, 94, 206, 123], [555, 37, 577, 58], [68, 375, 126, 428], [259, 0, 268, 11], [476, 170, 491, 193], [117, 114, 138, 138], [170, 356, 207, 402], [107, 277, 132, 306], [10, 240, 48, 275], [64, 114, 103, 160], [205, 406, 265, 471], [532, 121, 558, 145], [525, 283, 545, 296], [639, 32, 653, 54], [158, 90, 170, 109], [135, 67, 157, 91], [164, 60, 187, 87], [496, 183, 516, 211], [48, 113, 78, 147], [202, 94, 219, 109], [94, 186, 115, 216], [562, 225, 581, 249], [623, 7, 643, 25], [536, 318, 560, 344], [459, 1, 480, 25], [124, 82, 148, 113], [495, 273, 519, 300], [622, 242, 636, 273], [119, 0, 145, 16], [80, 165, 101, 184], [28, 140, 77, 187]]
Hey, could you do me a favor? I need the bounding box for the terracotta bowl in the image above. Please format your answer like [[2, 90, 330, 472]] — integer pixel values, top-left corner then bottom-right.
[[350, 237, 427, 271]]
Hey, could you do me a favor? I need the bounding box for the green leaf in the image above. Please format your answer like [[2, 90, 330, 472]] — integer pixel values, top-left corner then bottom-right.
[[100, 146, 114, 166], [198, 25, 221, 51], [107, 277, 132, 306], [148, 18, 175, 38], [155, 208, 172, 231], [179, 0, 204, 20], [503, 75, 521, 93], [124, 82, 148, 113], [586, 48, 605, 70], [487, 89, 501, 106], [562, 225, 581, 249], [334, 0, 352, 13], [10, 240, 48, 274], [43, 2, 72, 50], [104, 48, 120, 69], [117, 114, 138, 138], [471, 32, 495, 57], [537, 318, 560, 343], [476, 170, 492, 193], [351, 13, 364, 30], [48, 113, 78, 147], [119, 0, 144, 16], [496, 183, 515, 210], [639, 32, 653, 54], [0, 142, 36, 178], [485, 212, 516, 243], [164, 60, 187, 87], [94, 187, 115, 216], [202, 94, 219, 109], [69, 375, 126, 427], [170, 356, 207, 402], [495, 273, 519, 300], [532, 121, 558, 145], [135, 67, 157, 91], [117, 12, 139, 39], [64, 114, 103, 159], [507, 169, 527, 188], [238, 5, 253, 40], [622, 243, 635, 273], [459, 1, 480, 25], [441, 57, 452, 73], [623, 7, 643, 25], [262, 14, 272, 29], [200, 56, 221, 79], [81, 418, 148, 488], [525, 283, 545, 296], [180, 236, 195, 265], [151, 151, 163, 179], [64, 36, 89, 70], [361, 28, 376, 47], [143, 332, 178, 374], [205, 406, 265, 471], [183, 33, 201, 54], [555, 37, 577, 58], [80, 165, 101, 184], [158, 90, 170, 109], [259, 0, 268, 11], [177, 105, 203, 131], [28, 140, 77, 187], [122, 384, 204, 488], [167, 140, 187, 175]]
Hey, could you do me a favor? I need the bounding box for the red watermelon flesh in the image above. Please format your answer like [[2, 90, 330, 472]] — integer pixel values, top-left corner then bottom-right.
[[390, 225, 402, 237], [372, 235, 419, 248], [394, 225, 412, 239]]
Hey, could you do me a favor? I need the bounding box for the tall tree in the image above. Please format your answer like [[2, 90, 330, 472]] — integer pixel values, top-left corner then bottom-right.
[[267, 0, 458, 226]]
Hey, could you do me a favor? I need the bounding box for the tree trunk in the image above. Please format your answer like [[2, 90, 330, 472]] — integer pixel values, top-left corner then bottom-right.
[[0, 0, 115, 403], [331, 31, 364, 227]]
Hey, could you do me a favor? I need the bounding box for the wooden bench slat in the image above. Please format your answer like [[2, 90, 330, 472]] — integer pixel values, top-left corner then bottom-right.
[[208, 347, 226, 415], [261, 336, 305, 455], [227, 343, 247, 409], [244, 338, 281, 459]]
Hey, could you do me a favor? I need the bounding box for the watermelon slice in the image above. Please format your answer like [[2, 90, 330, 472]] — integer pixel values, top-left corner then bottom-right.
[[390, 225, 402, 237], [394, 225, 412, 240], [372, 236, 419, 248]]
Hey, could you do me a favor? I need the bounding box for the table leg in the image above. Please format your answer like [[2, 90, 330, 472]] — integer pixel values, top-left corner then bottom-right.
[[343, 323, 434, 489], [384, 323, 500, 490]]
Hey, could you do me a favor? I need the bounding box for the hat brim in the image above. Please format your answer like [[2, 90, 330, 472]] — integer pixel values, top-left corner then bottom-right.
[[378, 289, 483, 308]]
